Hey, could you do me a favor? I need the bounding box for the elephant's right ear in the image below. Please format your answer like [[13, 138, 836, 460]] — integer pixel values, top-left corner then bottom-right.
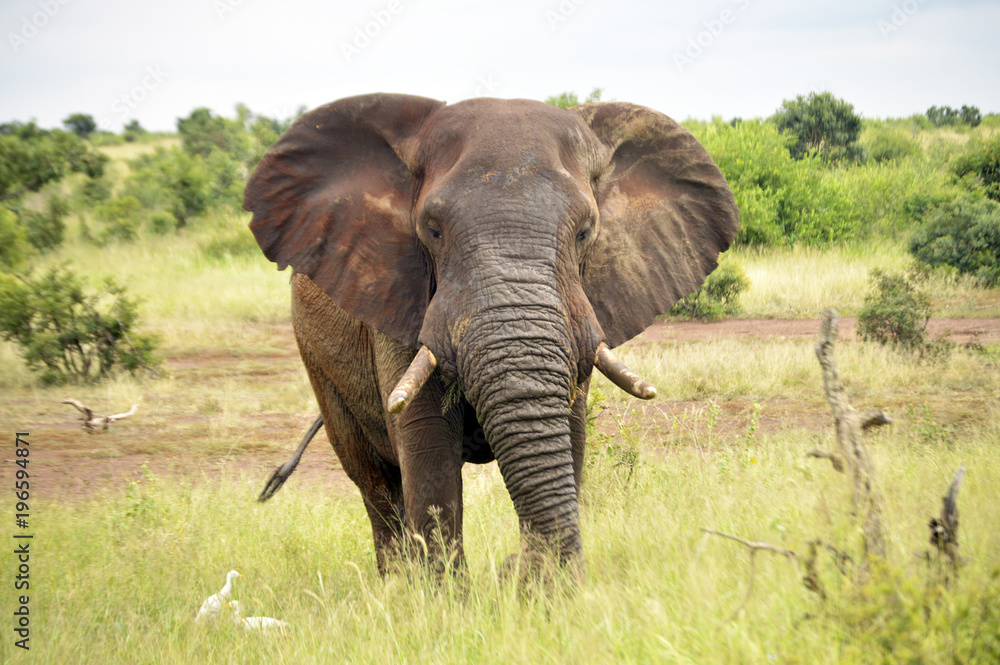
[[244, 93, 445, 348]]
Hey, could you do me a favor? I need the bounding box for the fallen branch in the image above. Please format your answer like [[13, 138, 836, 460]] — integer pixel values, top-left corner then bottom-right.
[[815, 309, 888, 558], [62, 398, 137, 433]]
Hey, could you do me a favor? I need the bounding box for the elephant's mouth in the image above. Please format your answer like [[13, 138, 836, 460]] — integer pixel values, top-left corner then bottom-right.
[[386, 341, 655, 414]]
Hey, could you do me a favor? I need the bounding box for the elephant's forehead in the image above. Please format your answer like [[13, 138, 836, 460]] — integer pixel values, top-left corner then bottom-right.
[[420, 99, 593, 170]]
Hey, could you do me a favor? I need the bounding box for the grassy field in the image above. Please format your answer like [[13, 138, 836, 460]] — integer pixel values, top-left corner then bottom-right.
[[2, 204, 1000, 663]]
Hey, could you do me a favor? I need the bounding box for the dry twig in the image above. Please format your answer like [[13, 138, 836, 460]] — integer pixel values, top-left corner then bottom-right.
[[701, 528, 796, 619], [815, 309, 888, 558], [807, 449, 845, 473], [62, 398, 137, 433]]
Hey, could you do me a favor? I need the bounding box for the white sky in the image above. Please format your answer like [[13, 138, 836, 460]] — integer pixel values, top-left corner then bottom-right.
[[1, 0, 998, 132]]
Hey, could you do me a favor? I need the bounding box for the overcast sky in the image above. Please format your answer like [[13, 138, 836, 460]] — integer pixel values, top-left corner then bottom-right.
[[2, 0, 998, 132]]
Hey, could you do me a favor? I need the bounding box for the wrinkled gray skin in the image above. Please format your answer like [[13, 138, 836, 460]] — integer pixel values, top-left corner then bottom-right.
[[245, 94, 739, 575]]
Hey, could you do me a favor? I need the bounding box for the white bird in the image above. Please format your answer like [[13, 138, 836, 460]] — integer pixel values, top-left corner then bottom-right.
[[195, 569, 243, 622], [227, 600, 291, 635]]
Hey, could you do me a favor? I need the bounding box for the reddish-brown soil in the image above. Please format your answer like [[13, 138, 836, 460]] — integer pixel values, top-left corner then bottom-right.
[[9, 317, 999, 504], [641, 317, 1000, 345]]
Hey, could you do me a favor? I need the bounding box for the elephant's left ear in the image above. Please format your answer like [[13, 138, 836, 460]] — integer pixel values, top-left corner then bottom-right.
[[571, 102, 740, 348]]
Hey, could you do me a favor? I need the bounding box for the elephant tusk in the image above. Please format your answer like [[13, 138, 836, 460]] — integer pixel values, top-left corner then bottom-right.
[[387, 346, 438, 414], [594, 343, 657, 400]]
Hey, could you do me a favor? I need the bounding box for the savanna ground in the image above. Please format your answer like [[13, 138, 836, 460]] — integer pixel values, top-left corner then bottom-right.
[[3, 122, 1000, 662]]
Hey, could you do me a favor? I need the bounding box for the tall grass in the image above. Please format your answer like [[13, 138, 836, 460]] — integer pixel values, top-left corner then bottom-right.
[[18, 407, 1000, 664], [730, 243, 1000, 318]]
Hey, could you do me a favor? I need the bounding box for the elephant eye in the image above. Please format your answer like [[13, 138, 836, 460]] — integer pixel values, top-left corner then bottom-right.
[[426, 220, 442, 240], [576, 226, 591, 243]]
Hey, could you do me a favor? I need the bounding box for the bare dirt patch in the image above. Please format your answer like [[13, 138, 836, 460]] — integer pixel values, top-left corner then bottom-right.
[[9, 317, 997, 504], [641, 317, 1000, 345]]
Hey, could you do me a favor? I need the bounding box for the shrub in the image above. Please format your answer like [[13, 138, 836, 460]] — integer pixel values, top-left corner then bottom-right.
[[909, 195, 1000, 286], [692, 120, 861, 245], [22, 194, 69, 251], [0, 268, 160, 385], [93, 195, 144, 243], [953, 137, 1000, 202], [124, 148, 211, 227], [856, 268, 948, 359], [669, 259, 749, 320], [0, 208, 29, 271], [770, 91, 863, 161]]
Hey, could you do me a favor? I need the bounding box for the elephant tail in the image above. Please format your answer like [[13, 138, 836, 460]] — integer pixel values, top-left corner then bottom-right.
[[258, 414, 324, 502]]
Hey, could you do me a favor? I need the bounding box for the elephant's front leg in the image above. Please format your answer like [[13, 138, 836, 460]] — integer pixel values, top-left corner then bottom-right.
[[393, 380, 465, 570]]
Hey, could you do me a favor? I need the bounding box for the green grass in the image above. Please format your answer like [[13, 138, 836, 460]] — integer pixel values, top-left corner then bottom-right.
[[15, 402, 1000, 664], [730, 243, 1000, 318]]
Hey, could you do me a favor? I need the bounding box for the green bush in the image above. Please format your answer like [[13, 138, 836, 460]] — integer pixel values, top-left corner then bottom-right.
[[93, 195, 144, 243], [953, 137, 1000, 202], [124, 148, 211, 227], [856, 268, 944, 358], [0, 208, 29, 271], [909, 195, 1000, 286], [692, 120, 860, 245], [669, 259, 749, 320], [22, 194, 69, 251], [0, 268, 160, 385]]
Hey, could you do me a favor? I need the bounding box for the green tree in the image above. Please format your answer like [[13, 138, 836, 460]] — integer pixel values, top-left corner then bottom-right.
[[771, 91, 863, 161], [123, 119, 146, 142], [0, 127, 106, 201], [960, 105, 982, 127], [544, 87, 603, 109], [63, 113, 97, 138], [177, 107, 247, 159]]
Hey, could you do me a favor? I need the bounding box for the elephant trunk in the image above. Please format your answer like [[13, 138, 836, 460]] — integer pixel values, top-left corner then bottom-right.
[[456, 299, 582, 561]]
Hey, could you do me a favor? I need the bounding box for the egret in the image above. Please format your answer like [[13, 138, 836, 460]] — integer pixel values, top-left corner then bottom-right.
[[195, 569, 242, 622], [227, 600, 291, 635]]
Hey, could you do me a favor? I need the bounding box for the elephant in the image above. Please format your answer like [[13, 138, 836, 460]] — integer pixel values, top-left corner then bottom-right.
[[245, 93, 739, 576]]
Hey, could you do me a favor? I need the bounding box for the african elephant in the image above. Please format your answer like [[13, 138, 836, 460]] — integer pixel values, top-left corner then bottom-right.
[[245, 93, 738, 575]]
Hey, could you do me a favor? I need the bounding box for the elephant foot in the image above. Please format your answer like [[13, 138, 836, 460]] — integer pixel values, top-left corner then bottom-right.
[[499, 550, 584, 588]]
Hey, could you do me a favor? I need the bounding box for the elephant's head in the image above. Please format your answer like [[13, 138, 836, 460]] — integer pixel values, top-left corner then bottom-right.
[[245, 94, 738, 565]]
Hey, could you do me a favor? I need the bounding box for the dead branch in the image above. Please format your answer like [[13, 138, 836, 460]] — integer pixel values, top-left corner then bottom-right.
[[928, 465, 965, 577], [62, 398, 137, 433], [701, 528, 796, 619], [860, 410, 894, 430], [802, 541, 826, 599], [815, 309, 888, 558], [807, 449, 845, 473], [701, 528, 797, 558]]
